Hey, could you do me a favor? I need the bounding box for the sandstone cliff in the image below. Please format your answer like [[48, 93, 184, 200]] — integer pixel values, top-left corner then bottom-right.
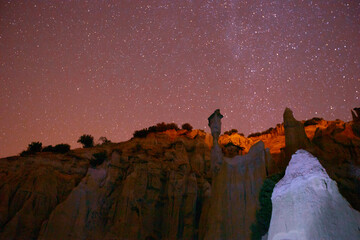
[[203, 141, 268, 240], [37, 130, 213, 240], [0, 154, 88, 240], [283, 108, 311, 162], [0, 108, 359, 240], [219, 108, 360, 211], [202, 110, 268, 240]]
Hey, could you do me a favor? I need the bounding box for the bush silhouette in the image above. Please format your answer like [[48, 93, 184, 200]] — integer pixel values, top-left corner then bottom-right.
[[20, 141, 42, 156], [53, 144, 71, 153], [20, 151, 29, 157], [248, 132, 261, 138], [28, 141, 42, 152], [248, 127, 276, 138], [166, 123, 180, 131], [224, 129, 238, 135], [251, 172, 285, 240], [99, 136, 111, 144], [181, 123, 193, 131], [42, 145, 54, 152], [133, 122, 180, 138], [42, 144, 70, 153], [133, 128, 149, 138], [77, 134, 94, 148], [223, 129, 245, 137], [304, 117, 323, 126], [90, 151, 107, 168]]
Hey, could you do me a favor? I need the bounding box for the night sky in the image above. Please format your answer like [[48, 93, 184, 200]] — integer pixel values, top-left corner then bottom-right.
[[1, 0, 359, 158]]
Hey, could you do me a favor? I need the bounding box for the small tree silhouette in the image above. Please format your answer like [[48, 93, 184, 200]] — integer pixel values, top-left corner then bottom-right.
[[20, 141, 43, 156], [77, 134, 94, 148], [181, 123, 193, 131], [42, 144, 70, 153], [224, 129, 238, 135], [53, 144, 71, 153], [133, 128, 149, 138], [99, 136, 111, 144], [28, 141, 42, 153], [42, 145, 54, 152], [133, 122, 180, 138], [250, 172, 285, 240]]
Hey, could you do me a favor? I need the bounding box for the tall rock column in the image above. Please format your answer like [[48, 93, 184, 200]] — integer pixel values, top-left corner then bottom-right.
[[208, 109, 224, 174], [202, 109, 268, 240], [283, 108, 311, 162]]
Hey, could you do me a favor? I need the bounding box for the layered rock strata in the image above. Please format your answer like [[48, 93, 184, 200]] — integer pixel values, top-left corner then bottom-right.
[[36, 130, 213, 240], [0, 108, 359, 239], [0, 155, 88, 240]]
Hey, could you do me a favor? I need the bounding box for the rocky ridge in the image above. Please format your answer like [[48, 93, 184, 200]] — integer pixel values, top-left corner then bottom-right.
[[0, 108, 359, 239], [1, 130, 214, 240]]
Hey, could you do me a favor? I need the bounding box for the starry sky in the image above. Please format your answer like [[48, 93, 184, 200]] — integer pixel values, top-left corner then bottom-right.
[[0, 0, 359, 158]]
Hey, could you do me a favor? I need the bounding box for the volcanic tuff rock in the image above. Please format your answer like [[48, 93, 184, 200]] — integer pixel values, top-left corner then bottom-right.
[[283, 108, 311, 162], [267, 150, 360, 240], [310, 119, 360, 210], [38, 166, 108, 240], [218, 107, 360, 210], [219, 133, 253, 154], [203, 141, 268, 240], [0, 154, 88, 240], [0, 131, 209, 240], [40, 110, 270, 240], [281, 108, 360, 210], [203, 109, 268, 240], [36, 130, 215, 240], [1, 108, 360, 239], [208, 109, 223, 174]]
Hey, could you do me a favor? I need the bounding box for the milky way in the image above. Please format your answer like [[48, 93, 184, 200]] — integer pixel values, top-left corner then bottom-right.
[[0, 0, 359, 157]]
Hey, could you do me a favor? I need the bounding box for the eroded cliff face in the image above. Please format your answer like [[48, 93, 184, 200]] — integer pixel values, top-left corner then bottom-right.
[[1, 108, 359, 240], [311, 120, 360, 210], [203, 141, 268, 240], [218, 108, 360, 211], [37, 130, 213, 240], [0, 154, 88, 240], [280, 108, 360, 211], [201, 109, 269, 240]]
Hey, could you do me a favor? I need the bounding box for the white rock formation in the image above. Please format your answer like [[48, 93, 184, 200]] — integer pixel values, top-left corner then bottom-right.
[[267, 150, 360, 240]]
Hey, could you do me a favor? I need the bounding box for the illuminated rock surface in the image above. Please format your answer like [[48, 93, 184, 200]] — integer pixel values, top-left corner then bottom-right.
[[203, 141, 268, 240], [0, 108, 359, 239], [267, 150, 360, 240]]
